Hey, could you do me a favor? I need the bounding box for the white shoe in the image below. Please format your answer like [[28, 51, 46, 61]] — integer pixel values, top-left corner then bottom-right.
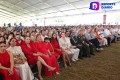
[[75, 59, 79, 61], [56, 72, 60, 75], [100, 48, 103, 50], [71, 59, 76, 62]]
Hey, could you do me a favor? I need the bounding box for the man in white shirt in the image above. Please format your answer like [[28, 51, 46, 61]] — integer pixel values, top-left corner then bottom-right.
[[102, 27, 113, 46]]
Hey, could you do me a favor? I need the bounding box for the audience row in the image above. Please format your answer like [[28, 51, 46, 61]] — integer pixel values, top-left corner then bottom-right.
[[0, 25, 120, 80]]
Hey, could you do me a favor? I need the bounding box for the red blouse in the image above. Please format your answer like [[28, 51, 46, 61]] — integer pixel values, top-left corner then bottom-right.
[[35, 41, 48, 54], [16, 40, 24, 46], [0, 51, 19, 80], [21, 41, 38, 65], [51, 38, 61, 51]]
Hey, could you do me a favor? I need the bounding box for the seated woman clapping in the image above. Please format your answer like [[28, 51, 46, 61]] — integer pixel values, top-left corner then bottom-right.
[[0, 41, 19, 80]]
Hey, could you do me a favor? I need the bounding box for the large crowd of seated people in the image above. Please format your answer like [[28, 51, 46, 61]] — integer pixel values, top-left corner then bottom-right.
[[0, 25, 120, 80]]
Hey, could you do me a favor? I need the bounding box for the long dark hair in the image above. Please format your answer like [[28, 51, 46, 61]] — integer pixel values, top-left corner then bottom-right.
[[9, 38, 16, 45], [51, 33, 58, 42]]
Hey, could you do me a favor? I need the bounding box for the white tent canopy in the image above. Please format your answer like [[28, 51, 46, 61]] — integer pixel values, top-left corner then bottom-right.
[[0, 0, 120, 26]]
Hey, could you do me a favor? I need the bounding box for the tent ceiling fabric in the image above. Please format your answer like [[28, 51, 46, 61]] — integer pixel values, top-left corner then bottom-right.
[[0, 0, 120, 19]]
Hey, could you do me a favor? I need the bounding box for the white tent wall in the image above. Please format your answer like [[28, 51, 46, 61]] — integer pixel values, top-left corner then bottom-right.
[[0, 0, 120, 27], [0, 11, 120, 27], [0, 17, 16, 27], [106, 12, 120, 25], [44, 12, 120, 26], [21, 18, 45, 26], [18, 12, 119, 26]]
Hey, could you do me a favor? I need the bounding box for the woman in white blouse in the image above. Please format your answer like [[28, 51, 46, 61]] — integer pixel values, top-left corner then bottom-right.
[[59, 32, 79, 62], [7, 38, 34, 80]]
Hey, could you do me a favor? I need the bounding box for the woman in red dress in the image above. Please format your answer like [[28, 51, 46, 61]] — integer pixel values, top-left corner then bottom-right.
[[0, 41, 19, 80], [35, 34, 60, 77], [50, 33, 71, 68], [44, 37, 58, 57], [21, 36, 55, 80]]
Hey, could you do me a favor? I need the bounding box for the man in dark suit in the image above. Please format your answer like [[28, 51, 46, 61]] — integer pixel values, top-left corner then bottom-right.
[[70, 31, 83, 59], [77, 30, 94, 57]]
